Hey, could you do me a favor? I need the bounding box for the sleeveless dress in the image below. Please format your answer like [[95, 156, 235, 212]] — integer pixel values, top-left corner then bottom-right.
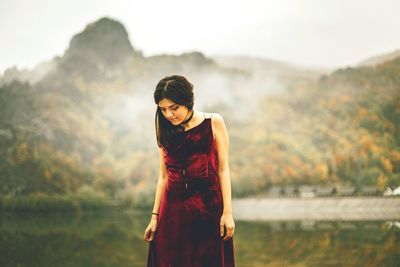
[[147, 113, 235, 267]]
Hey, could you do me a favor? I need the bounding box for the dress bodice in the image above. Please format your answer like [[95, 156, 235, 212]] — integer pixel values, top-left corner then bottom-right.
[[162, 114, 219, 182]]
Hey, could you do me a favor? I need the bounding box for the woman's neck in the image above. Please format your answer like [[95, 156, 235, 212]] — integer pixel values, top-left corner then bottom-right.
[[183, 110, 201, 129]]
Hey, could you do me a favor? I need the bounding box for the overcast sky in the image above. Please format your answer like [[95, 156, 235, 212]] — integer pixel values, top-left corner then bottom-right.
[[1, 0, 400, 73]]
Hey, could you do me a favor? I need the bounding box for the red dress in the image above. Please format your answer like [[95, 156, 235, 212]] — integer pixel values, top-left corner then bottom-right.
[[147, 113, 235, 267]]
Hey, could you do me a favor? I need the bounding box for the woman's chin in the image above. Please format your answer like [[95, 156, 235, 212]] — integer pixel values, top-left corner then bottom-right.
[[169, 119, 180, 125]]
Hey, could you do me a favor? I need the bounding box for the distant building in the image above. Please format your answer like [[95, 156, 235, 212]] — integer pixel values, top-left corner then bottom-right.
[[283, 185, 297, 196], [298, 185, 315, 198], [360, 185, 379, 196], [267, 185, 284, 197], [384, 185, 400, 196], [393, 186, 400, 195], [336, 186, 356, 196], [384, 186, 393, 196], [315, 186, 335, 197]]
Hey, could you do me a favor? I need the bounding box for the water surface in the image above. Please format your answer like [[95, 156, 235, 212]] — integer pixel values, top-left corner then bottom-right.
[[1, 209, 399, 267]]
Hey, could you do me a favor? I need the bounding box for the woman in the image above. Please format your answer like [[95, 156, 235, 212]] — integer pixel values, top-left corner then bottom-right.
[[143, 75, 235, 267]]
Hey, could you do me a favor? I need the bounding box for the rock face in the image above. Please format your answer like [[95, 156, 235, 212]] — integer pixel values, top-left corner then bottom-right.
[[59, 17, 142, 79]]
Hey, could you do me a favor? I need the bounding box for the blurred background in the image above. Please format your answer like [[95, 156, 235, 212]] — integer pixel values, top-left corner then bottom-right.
[[1, 0, 399, 266]]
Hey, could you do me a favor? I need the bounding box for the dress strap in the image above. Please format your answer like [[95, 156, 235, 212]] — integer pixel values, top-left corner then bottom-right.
[[204, 112, 214, 119]]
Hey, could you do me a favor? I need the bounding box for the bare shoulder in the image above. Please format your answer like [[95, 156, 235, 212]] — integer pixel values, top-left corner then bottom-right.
[[202, 112, 214, 119], [209, 112, 224, 124], [208, 112, 226, 137]]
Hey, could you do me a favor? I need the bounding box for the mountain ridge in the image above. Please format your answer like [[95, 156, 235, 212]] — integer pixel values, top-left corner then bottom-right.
[[358, 49, 400, 67]]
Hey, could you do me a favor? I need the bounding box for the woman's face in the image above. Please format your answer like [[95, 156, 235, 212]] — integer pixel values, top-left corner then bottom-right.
[[158, 98, 189, 125]]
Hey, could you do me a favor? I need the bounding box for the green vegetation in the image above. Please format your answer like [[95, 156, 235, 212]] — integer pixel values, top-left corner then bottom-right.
[[231, 57, 400, 197], [0, 17, 399, 210]]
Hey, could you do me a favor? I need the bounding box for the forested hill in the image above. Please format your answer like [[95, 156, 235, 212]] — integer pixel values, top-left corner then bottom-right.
[[230, 57, 400, 196], [0, 17, 398, 206]]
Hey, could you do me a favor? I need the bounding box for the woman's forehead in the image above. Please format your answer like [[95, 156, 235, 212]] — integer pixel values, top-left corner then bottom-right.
[[158, 98, 177, 108]]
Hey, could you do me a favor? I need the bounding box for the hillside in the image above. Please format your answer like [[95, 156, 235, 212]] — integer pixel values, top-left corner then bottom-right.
[[230, 56, 400, 196], [0, 16, 398, 207], [358, 49, 400, 67]]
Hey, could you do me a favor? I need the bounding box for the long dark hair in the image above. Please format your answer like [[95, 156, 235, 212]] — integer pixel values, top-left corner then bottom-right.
[[154, 75, 194, 149]]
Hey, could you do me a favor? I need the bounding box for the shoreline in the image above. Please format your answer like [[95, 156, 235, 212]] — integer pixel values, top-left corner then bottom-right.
[[232, 196, 400, 221]]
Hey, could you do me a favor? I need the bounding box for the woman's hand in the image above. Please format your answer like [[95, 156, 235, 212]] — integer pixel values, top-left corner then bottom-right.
[[220, 212, 235, 241], [143, 216, 158, 242]]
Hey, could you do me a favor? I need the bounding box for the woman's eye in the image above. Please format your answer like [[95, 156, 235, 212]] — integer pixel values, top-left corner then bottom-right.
[[172, 106, 179, 110]]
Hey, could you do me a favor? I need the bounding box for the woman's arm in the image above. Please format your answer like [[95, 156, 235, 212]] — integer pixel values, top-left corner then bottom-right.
[[211, 113, 235, 240], [144, 147, 168, 242], [151, 147, 168, 217], [143, 148, 168, 241]]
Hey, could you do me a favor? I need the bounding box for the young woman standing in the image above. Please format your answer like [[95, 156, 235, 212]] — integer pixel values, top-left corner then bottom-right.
[[144, 75, 235, 267]]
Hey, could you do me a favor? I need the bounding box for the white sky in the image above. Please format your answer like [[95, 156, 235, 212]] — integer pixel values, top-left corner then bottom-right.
[[1, 0, 400, 73]]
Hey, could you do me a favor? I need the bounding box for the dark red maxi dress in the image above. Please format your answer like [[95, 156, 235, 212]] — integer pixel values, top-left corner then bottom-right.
[[147, 113, 235, 267]]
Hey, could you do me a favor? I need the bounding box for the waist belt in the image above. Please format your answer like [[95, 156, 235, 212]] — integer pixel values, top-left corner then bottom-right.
[[167, 177, 218, 192], [167, 166, 217, 178]]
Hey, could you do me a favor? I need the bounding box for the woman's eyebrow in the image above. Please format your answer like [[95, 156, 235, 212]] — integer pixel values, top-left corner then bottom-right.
[[159, 104, 177, 109]]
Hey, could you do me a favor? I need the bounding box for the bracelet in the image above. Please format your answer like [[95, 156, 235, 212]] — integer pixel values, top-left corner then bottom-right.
[[152, 212, 159, 216]]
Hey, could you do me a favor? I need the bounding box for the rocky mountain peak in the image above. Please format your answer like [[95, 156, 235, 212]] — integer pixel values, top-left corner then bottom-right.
[[61, 17, 140, 71]]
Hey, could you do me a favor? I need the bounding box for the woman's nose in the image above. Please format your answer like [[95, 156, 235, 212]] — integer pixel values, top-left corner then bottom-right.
[[166, 110, 174, 118]]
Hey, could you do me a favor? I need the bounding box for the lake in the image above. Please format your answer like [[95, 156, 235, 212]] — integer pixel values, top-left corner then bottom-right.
[[0, 209, 399, 267]]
